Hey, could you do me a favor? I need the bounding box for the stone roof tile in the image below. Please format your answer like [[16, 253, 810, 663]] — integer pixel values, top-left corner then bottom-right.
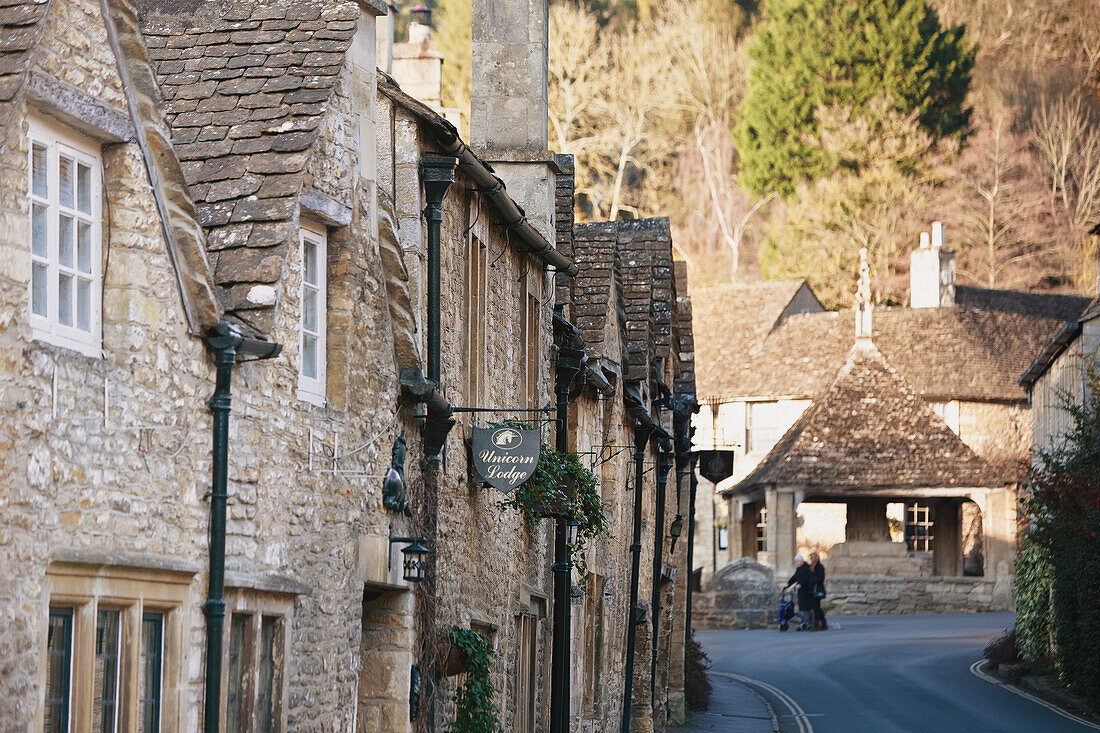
[[726, 341, 1005, 495], [0, 0, 49, 151], [699, 284, 1089, 403], [140, 0, 357, 333]]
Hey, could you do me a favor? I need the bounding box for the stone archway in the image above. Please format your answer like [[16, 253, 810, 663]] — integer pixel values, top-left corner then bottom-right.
[[358, 586, 415, 733]]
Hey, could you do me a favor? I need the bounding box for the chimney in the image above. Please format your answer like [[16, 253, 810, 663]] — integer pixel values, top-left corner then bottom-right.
[[391, 4, 445, 108], [910, 221, 956, 309], [469, 0, 557, 243]]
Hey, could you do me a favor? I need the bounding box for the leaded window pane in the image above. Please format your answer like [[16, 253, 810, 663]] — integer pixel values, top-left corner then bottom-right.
[[94, 609, 121, 733], [139, 613, 163, 733], [44, 607, 73, 733]]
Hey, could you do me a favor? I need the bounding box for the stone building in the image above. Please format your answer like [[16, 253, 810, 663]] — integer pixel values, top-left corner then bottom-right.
[[690, 228, 1088, 618], [0, 0, 695, 732]]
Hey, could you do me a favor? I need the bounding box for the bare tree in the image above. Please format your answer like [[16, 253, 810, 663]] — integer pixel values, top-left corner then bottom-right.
[[1033, 93, 1100, 287]]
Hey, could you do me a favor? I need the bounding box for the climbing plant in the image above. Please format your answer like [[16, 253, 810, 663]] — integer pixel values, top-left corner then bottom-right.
[[445, 627, 500, 733]]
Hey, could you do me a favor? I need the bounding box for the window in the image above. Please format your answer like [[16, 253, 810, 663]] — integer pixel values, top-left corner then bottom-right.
[[139, 613, 163, 733], [226, 615, 250, 733], [746, 401, 783, 454], [905, 502, 934, 553], [520, 269, 541, 409], [94, 609, 121, 732], [582, 575, 605, 714], [44, 607, 73, 733], [464, 234, 488, 408], [256, 616, 281, 732], [42, 562, 189, 732], [298, 224, 327, 405], [756, 507, 767, 553], [220, 589, 291, 732], [514, 614, 537, 733], [28, 116, 102, 357]]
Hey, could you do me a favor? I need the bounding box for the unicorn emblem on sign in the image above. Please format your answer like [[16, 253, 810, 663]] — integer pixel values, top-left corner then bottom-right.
[[492, 428, 523, 449]]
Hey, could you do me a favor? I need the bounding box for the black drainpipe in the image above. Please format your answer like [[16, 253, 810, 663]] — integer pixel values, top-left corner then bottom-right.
[[420, 154, 456, 388], [620, 387, 672, 733], [685, 455, 699, 645], [550, 339, 585, 733], [203, 322, 281, 733], [649, 448, 673, 703]]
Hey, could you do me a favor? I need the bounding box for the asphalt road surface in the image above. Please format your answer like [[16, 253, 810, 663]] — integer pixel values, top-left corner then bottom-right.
[[697, 613, 1100, 733]]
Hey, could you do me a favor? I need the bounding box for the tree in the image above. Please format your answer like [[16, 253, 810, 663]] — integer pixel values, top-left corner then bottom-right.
[[760, 99, 937, 307], [735, 0, 974, 197]]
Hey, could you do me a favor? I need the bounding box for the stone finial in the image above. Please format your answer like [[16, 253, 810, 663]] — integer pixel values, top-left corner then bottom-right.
[[856, 247, 872, 339]]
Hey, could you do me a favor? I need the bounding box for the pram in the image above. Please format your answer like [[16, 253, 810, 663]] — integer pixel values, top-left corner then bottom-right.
[[777, 586, 808, 631]]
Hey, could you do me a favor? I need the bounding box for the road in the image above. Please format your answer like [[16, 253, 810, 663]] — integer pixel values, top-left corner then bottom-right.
[[697, 613, 1099, 733]]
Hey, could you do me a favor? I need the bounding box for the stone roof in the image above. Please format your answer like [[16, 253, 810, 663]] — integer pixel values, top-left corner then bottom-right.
[[691, 280, 818, 399], [673, 261, 696, 401], [139, 0, 359, 332], [702, 284, 1089, 403], [0, 0, 50, 150], [724, 340, 1005, 495], [575, 218, 673, 384]]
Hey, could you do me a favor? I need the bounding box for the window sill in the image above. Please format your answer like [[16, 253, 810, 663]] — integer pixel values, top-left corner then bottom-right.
[[297, 386, 327, 408], [31, 327, 102, 359]]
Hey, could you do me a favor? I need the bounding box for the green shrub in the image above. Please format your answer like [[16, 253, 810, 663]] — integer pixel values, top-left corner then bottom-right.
[[685, 632, 713, 711], [1015, 535, 1053, 662], [1025, 367, 1100, 706]]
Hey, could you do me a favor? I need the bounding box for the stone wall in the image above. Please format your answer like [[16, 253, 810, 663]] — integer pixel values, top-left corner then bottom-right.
[[692, 564, 1011, 630], [821, 575, 1013, 615]]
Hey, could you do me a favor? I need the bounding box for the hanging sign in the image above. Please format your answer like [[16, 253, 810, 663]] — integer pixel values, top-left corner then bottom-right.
[[472, 426, 541, 493], [697, 450, 735, 485]]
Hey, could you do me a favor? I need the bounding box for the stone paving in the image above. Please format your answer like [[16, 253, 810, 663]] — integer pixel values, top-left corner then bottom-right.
[[668, 674, 777, 733]]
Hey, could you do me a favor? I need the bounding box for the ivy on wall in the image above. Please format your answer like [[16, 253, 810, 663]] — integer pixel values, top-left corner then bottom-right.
[[445, 627, 500, 733]]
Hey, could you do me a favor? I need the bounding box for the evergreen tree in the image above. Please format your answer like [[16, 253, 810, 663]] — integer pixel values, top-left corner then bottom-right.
[[735, 0, 974, 197]]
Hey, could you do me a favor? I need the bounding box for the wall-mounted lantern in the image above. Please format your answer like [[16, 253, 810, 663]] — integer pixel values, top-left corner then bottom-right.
[[567, 519, 580, 548], [669, 513, 684, 552], [390, 528, 431, 583]]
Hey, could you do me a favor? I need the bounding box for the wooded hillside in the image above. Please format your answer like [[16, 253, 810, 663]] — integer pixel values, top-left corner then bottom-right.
[[422, 0, 1100, 307]]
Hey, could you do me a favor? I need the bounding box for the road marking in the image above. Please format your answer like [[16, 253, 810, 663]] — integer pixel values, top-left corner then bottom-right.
[[969, 660, 1100, 730], [713, 670, 814, 733]]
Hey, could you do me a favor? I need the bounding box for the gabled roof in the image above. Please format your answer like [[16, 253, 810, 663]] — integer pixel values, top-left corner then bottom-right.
[[705, 284, 1090, 403], [691, 280, 821, 399], [724, 340, 1005, 496], [139, 0, 359, 332]]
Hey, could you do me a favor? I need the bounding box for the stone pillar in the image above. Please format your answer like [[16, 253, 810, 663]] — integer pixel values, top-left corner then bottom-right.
[[933, 499, 962, 577], [981, 487, 1017, 606], [845, 498, 891, 542], [765, 488, 797, 572], [470, 0, 557, 242]]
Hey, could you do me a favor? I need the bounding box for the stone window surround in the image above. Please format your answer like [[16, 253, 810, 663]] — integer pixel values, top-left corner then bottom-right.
[[39, 558, 194, 732], [297, 219, 328, 407], [27, 113, 104, 359], [219, 583, 296, 733]]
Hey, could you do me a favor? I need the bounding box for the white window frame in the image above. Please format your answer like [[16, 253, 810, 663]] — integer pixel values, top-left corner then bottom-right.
[[27, 115, 103, 358], [297, 223, 327, 406]]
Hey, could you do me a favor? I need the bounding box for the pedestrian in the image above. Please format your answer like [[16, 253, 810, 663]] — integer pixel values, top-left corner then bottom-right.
[[784, 554, 813, 630], [809, 551, 828, 631]]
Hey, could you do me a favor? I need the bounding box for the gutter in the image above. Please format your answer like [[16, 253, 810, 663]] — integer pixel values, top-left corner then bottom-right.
[[378, 74, 578, 277], [1020, 320, 1082, 390], [552, 309, 614, 397], [202, 321, 281, 733]]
